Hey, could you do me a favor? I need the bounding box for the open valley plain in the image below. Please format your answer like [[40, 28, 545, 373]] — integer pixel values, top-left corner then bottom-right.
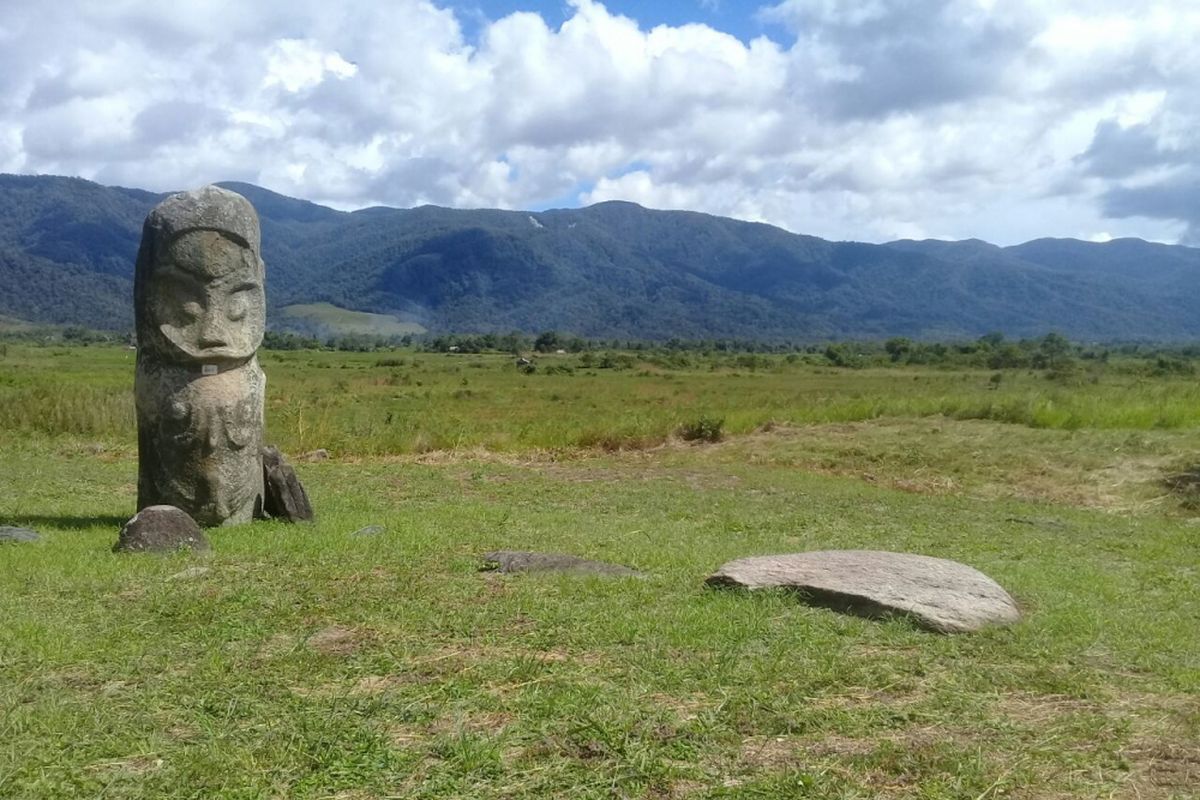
[[1, 345, 1197, 798]]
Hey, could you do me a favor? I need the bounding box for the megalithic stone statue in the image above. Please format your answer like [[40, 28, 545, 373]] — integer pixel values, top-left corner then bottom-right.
[[134, 186, 266, 526]]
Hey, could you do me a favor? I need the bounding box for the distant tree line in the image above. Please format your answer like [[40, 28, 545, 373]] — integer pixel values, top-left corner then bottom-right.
[[0, 325, 130, 346], [4, 324, 1200, 379], [420, 330, 823, 356]]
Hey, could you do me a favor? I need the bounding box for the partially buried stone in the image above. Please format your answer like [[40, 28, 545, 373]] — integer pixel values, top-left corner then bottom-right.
[[114, 505, 210, 553], [351, 525, 385, 537], [0, 526, 39, 543], [262, 445, 314, 522], [706, 550, 1020, 634], [482, 550, 642, 577]]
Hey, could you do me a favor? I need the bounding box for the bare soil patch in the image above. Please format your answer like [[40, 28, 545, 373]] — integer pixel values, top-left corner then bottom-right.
[[305, 625, 366, 656]]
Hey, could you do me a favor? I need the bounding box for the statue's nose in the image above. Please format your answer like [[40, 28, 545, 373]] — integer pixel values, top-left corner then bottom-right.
[[198, 314, 228, 348]]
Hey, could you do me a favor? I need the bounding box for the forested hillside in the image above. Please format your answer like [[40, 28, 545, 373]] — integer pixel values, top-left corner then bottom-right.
[[2, 173, 1198, 340]]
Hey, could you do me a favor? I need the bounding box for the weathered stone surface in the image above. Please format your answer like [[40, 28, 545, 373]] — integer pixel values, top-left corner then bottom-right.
[[0, 526, 39, 543], [482, 550, 642, 577], [262, 446, 314, 522], [113, 505, 210, 553], [134, 185, 266, 527], [706, 550, 1020, 634]]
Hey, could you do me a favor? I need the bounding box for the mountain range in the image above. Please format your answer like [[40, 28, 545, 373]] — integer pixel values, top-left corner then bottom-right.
[[2, 173, 1198, 341]]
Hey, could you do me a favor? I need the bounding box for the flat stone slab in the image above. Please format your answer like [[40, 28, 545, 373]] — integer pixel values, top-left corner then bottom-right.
[[114, 505, 210, 554], [706, 550, 1020, 634], [482, 550, 642, 577], [0, 526, 39, 543]]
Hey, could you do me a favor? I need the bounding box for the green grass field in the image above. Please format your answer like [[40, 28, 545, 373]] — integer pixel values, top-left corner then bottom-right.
[[1, 345, 1197, 798]]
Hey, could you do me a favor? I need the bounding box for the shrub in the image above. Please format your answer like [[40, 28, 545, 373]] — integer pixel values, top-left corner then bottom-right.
[[823, 344, 862, 368], [678, 416, 725, 443], [598, 352, 635, 370], [1152, 356, 1194, 377]]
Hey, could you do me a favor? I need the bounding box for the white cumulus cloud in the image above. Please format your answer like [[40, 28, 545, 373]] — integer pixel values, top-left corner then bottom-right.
[[1, 0, 1197, 244]]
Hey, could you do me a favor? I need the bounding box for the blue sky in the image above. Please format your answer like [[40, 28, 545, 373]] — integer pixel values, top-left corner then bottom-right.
[[448, 0, 783, 44], [3, 0, 1198, 245]]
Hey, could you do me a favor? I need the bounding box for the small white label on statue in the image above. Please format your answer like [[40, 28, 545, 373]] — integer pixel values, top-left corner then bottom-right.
[[201, 364, 218, 376]]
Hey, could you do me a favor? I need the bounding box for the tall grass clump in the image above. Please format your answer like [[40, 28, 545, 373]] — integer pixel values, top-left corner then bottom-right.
[[0, 385, 133, 439]]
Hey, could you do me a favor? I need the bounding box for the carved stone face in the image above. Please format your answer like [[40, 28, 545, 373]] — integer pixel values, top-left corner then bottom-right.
[[146, 229, 265, 363]]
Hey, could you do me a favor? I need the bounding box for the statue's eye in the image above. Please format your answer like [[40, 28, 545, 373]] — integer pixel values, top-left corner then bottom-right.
[[181, 301, 203, 319], [226, 283, 258, 322]]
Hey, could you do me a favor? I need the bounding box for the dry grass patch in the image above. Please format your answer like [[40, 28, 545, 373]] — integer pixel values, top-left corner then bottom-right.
[[305, 625, 367, 657], [381, 711, 514, 753], [1119, 738, 1200, 798], [644, 692, 714, 722], [375, 415, 1194, 512], [649, 779, 707, 799], [996, 689, 1200, 799], [294, 643, 606, 701], [995, 692, 1105, 727], [85, 754, 163, 777], [538, 460, 742, 491], [702, 418, 1189, 512], [1114, 692, 1200, 799], [737, 735, 808, 771], [409, 446, 564, 467], [353, 414, 1191, 511], [351, 674, 413, 695], [733, 725, 994, 797], [429, 710, 515, 737], [413, 642, 602, 668], [739, 724, 971, 769]]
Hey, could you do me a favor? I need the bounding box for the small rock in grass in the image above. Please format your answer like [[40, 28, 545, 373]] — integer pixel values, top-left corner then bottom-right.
[[113, 506, 210, 554], [168, 566, 211, 581], [706, 550, 1019, 634], [0, 526, 39, 543], [351, 525, 385, 537], [481, 550, 642, 577], [302, 448, 330, 461]]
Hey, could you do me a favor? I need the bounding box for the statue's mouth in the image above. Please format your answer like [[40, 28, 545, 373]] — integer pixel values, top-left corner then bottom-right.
[[156, 324, 259, 363], [191, 344, 240, 358]]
